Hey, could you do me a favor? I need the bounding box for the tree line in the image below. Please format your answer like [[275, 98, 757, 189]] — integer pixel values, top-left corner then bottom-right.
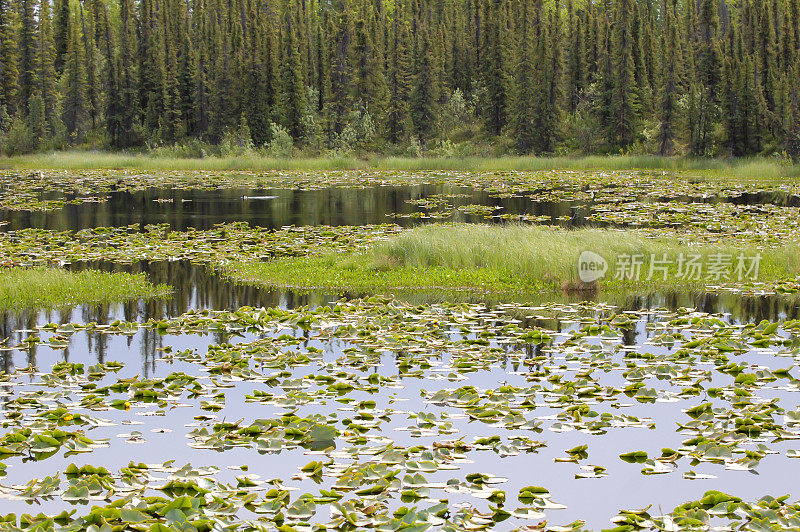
[[0, 0, 798, 158]]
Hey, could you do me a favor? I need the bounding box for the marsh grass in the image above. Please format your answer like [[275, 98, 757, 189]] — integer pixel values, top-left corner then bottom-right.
[[226, 224, 800, 296], [2, 151, 798, 180], [0, 268, 170, 311]]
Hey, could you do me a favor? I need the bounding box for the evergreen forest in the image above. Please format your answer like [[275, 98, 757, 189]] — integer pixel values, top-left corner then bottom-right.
[[0, 0, 798, 159]]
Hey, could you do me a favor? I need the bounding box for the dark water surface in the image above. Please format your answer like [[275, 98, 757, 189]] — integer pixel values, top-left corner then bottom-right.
[[3, 182, 798, 232], [0, 186, 585, 231]]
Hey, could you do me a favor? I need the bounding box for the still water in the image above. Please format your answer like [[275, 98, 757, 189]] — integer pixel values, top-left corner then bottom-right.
[[0, 184, 798, 529], [0, 186, 584, 231]]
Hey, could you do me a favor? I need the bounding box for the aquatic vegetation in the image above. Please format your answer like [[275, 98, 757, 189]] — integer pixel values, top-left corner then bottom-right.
[[0, 268, 169, 310], [3, 167, 800, 213], [2, 168, 800, 529], [0, 299, 796, 529], [0, 223, 400, 267], [223, 224, 800, 297], [3, 152, 799, 179]]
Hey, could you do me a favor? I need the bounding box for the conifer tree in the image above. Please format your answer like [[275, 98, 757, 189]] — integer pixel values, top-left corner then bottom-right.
[[281, 1, 308, 140], [139, 0, 165, 136], [35, 0, 57, 128], [658, 0, 682, 155], [242, 0, 275, 146], [480, 0, 508, 135], [18, 0, 37, 111], [509, 0, 538, 153], [786, 56, 800, 161], [26, 92, 45, 146], [386, 8, 410, 143], [115, 0, 138, 147], [192, 0, 210, 138], [62, 7, 87, 138], [690, 0, 721, 155], [352, 7, 387, 122], [325, 0, 353, 138], [53, 0, 69, 72], [0, 0, 19, 120], [565, 0, 585, 113], [610, 0, 639, 149], [0, 0, 794, 156], [81, 3, 101, 131], [208, 1, 236, 141], [410, 23, 436, 140]]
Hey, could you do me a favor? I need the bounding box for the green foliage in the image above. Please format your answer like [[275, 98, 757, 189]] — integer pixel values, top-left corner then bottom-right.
[[0, 0, 795, 157], [0, 268, 168, 310], [2, 116, 34, 155], [26, 93, 46, 148], [225, 223, 800, 296], [266, 122, 294, 157]]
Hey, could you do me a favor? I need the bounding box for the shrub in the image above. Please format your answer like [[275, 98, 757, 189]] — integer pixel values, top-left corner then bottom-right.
[[219, 116, 256, 157], [266, 123, 293, 157], [2, 116, 35, 155], [437, 89, 473, 140]]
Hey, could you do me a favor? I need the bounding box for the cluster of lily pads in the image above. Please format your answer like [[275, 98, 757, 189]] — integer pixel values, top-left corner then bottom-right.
[[2, 168, 799, 212], [0, 223, 400, 268], [3, 168, 800, 529], [0, 298, 798, 529]]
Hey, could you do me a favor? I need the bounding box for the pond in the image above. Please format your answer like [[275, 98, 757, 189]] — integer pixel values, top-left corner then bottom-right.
[[0, 174, 799, 531], [0, 186, 582, 231]]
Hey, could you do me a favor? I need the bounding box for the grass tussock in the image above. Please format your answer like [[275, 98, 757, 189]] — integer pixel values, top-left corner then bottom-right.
[[225, 224, 800, 296], [2, 151, 799, 180], [0, 268, 170, 311]]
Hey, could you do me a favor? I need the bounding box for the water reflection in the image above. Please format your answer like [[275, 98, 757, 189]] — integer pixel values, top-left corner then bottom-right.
[[0, 258, 797, 372], [0, 186, 582, 231], [3, 184, 797, 233]]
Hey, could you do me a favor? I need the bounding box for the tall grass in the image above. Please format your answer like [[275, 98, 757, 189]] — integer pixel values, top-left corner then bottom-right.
[[228, 224, 800, 294], [0, 268, 170, 310], [366, 224, 655, 283], [367, 224, 799, 283], [2, 150, 798, 179]]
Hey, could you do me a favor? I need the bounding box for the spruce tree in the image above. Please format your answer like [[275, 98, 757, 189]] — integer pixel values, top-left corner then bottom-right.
[[325, 0, 353, 138], [192, 0, 210, 138], [609, 0, 639, 150], [786, 56, 800, 161], [281, 1, 308, 140], [207, 0, 235, 142], [35, 0, 56, 128], [62, 6, 87, 138], [352, 7, 387, 123], [658, 0, 682, 156], [565, 0, 585, 113], [81, 3, 101, 132], [18, 0, 37, 111], [53, 0, 69, 72], [0, 0, 19, 119], [26, 92, 45, 146], [691, 0, 721, 155], [0, 0, 792, 155], [386, 9, 410, 143], [410, 24, 435, 140], [242, 0, 275, 146], [116, 0, 138, 147], [139, 0, 166, 136], [509, 0, 537, 153], [480, 0, 508, 136]]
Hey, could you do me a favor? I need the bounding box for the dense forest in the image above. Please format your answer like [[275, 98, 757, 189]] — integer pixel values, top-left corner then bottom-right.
[[0, 0, 798, 158]]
